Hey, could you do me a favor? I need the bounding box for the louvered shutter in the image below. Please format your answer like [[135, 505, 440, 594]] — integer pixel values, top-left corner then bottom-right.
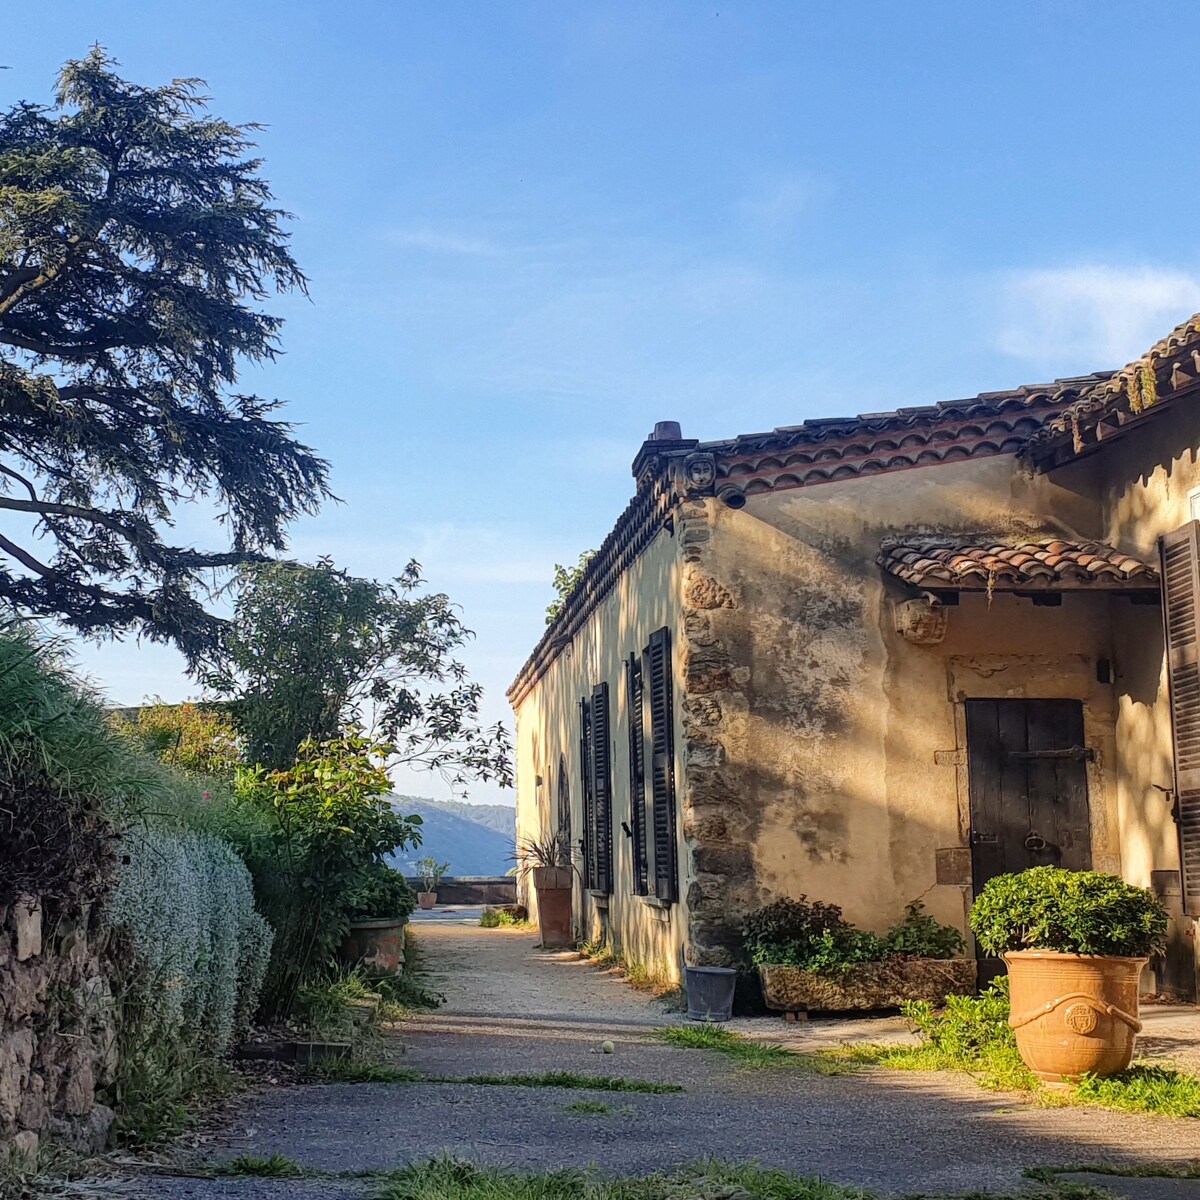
[[580, 697, 595, 891], [556, 754, 571, 849], [626, 654, 648, 895], [1162, 523, 1200, 915], [590, 682, 613, 894], [646, 627, 678, 903]]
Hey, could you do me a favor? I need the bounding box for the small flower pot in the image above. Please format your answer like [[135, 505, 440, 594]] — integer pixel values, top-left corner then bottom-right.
[[417, 892, 437, 910], [1005, 950, 1146, 1086]]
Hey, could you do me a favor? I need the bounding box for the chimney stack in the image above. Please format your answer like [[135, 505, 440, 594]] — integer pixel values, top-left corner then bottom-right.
[[631, 419, 698, 487]]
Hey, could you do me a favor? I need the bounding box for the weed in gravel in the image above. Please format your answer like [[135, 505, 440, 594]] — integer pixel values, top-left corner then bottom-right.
[[456, 1071, 682, 1094], [315, 1060, 424, 1083], [652, 1024, 799, 1070], [372, 1157, 870, 1200], [563, 1100, 611, 1114], [310, 1061, 681, 1093], [214, 1154, 307, 1178]]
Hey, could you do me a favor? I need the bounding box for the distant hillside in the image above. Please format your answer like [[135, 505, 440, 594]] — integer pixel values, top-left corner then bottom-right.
[[388, 796, 515, 877]]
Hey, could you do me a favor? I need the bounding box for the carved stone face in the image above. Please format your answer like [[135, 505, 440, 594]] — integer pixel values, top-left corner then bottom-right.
[[894, 597, 949, 645], [684, 454, 716, 489]]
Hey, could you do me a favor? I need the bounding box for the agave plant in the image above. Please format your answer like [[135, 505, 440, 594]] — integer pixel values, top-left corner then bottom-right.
[[511, 830, 574, 877]]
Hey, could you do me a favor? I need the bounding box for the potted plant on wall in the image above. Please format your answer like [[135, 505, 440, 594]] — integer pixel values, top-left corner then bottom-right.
[[413, 857, 450, 910], [513, 832, 574, 949], [970, 867, 1168, 1086]]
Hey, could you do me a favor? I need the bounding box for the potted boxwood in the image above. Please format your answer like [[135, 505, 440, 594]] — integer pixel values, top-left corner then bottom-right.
[[339, 863, 416, 976], [748, 897, 975, 1013], [413, 857, 450, 909], [970, 867, 1168, 1086], [513, 832, 574, 949]]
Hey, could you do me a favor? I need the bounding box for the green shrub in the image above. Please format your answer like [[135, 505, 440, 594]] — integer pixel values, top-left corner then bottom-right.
[[344, 862, 416, 922], [744, 896, 963, 972], [226, 733, 423, 1017], [883, 900, 966, 959], [970, 867, 1168, 958]]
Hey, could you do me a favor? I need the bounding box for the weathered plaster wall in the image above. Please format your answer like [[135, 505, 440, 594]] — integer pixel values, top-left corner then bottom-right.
[[0, 897, 117, 1165], [679, 454, 1126, 960], [1061, 402, 1200, 993], [513, 525, 689, 981]]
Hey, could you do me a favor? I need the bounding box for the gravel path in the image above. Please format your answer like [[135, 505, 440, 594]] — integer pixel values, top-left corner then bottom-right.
[[115, 921, 1200, 1200]]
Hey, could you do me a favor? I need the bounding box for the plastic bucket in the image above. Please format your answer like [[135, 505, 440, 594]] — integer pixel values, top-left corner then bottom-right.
[[685, 966, 737, 1022]]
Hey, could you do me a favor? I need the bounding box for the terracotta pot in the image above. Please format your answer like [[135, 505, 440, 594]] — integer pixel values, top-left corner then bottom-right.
[[339, 916, 407, 976], [531, 867, 573, 949], [1005, 950, 1146, 1086], [417, 892, 437, 910]]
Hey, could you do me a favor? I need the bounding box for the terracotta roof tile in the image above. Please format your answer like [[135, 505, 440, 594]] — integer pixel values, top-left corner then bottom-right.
[[877, 536, 1158, 591]]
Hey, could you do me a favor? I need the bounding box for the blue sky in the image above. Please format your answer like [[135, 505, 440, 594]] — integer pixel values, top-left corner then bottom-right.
[[7, 2, 1200, 805]]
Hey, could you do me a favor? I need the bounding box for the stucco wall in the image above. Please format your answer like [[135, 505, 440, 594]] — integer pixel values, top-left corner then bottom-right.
[[513, 524, 690, 982], [680, 454, 1130, 961]]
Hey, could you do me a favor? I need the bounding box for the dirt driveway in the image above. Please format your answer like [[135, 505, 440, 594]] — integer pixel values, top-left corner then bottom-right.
[[119, 919, 1200, 1199]]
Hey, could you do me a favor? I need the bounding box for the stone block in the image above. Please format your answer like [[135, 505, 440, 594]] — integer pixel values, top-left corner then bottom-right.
[[692, 846, 754, 877], [13, 898, 41, 962], [16, 1072, 47, 1131], [684, 571, 735, 610], [9, 1128, 37, 1169], [0, 1028, 35, 1126]]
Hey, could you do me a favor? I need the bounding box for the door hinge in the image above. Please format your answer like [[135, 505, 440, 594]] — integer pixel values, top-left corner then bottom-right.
[[1007, 745, 1095, 762]]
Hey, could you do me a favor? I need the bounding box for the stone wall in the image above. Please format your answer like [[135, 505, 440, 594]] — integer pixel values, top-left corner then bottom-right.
[[0, 896, 117, 1165], [406, 876, 517, 905]]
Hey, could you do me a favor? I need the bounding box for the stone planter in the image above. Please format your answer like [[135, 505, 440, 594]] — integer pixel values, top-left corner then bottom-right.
[[417, 891, 437, 910], [1005, 950, 1145, 1086], [532, 866, 573, 949], [339, 915, 407, 976], [758, 958, 977, 1013]]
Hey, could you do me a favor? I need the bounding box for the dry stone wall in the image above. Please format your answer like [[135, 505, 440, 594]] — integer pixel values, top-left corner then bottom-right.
[[0, 896, 117, 1165]]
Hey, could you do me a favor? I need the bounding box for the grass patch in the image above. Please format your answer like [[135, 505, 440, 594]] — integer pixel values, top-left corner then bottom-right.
[[479, 907, 534, 929], [563, 1100, 613, 1114], [455, 1071, 682, 1094], [652, 1023, 801, 1070], [372, 1157, 870, 1200], [1029, 1164, 1200, 1181], [311, 1061, 681, 1093], [579, 938, 677, 996], [821, 980, 1200, 1119], [314, 1060, 424, 1084], [214, 1154, 307, 1178], [1074, 1065, 1200, 1118]]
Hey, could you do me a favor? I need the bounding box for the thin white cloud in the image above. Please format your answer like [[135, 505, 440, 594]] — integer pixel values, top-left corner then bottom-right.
[[390, 227, 507, 257], [997, 265, 1200, 369], [737, 173, 827, 235]]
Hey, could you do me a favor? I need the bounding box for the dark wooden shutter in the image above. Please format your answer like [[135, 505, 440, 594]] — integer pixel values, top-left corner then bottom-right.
[[590, 682, 613, 894], [580, 697, 595, 891], [556, 753, 571, 849], [646, 627, 678, 903], [626, 654, 648, 895], [1162, 523, 1200, 915]]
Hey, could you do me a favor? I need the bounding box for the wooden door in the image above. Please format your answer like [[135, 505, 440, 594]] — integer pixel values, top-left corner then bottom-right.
[[966, 699, 1092, 976]]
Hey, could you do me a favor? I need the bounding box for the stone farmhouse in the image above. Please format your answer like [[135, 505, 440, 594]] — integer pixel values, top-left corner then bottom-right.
[[508, 311, 1200, 998]]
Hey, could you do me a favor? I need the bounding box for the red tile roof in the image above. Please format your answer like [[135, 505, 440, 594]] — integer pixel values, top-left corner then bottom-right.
[[1027, 311, 1200, 466], [878, 536, 1159, 591]]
